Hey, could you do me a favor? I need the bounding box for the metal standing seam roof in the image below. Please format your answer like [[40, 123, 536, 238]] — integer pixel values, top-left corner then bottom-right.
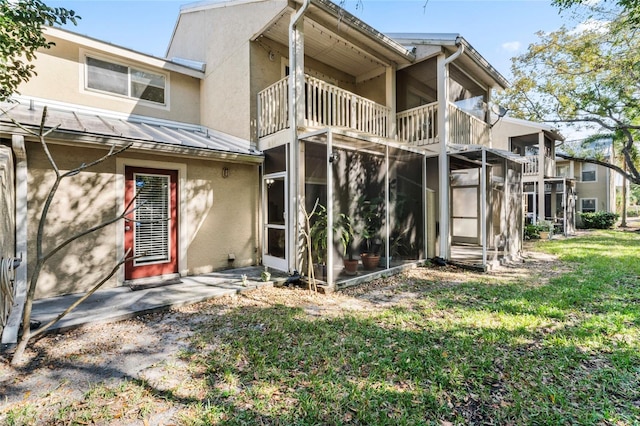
[[0, 101, 260, 159]]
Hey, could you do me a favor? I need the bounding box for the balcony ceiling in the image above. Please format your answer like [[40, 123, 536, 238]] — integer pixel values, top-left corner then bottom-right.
[[260, 7, 413, 80]]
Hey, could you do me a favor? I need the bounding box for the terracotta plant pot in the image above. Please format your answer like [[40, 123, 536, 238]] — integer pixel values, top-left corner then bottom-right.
[[361, 253, 380, 270], [343, 259, 358, 275]]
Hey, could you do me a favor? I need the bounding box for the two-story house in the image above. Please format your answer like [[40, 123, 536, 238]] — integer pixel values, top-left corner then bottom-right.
[[556, 154, 616, 218], [1, 0, 526, 324], [492, 116, 577, 235]]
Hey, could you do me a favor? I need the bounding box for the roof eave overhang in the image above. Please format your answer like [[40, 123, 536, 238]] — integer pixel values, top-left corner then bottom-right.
[[306, 0, 416, 65], [390, 33, 509, 89], [44, 27, 206, 79]]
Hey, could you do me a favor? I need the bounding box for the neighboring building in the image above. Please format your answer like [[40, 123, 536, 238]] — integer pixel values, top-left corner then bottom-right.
[[1, 0, 527, 343], [492, 116, 577, 235], [555, 157, 616, 216]]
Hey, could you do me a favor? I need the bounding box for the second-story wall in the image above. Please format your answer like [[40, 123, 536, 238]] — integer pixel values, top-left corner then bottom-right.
[[168, 0, 290, 141], [19, 30, 202, 124]]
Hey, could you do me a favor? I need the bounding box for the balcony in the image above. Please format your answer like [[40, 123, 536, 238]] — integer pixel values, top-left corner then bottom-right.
[[257, 75, 391, 139], [522, 154, 556, 178], [257, 76, 491, 147], [395, 102, 490, 147]]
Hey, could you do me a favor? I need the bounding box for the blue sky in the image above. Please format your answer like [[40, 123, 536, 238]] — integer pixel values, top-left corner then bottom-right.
[[47, 0, 575, 80]]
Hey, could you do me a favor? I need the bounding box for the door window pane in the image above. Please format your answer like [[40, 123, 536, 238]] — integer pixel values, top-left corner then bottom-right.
[[134, 174, 170, 264]]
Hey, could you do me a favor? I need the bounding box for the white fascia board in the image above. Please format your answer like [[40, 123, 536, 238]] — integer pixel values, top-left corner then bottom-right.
[[45, 27, 205, 79]]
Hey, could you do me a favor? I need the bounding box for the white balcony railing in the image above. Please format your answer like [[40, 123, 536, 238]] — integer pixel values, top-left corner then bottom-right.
[[257, 75, 391, 139], [395, 102, 438, 146], [448, 103, 490, 146], [523, 156, 539, 176], [395, 102, 490, 147], [258, 77, 491, 147], [522, 155, 556, 177], [258, 78, 289, 138]]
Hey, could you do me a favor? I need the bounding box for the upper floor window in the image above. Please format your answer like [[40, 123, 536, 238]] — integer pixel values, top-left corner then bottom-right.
[[556, 164, 570, 178], [581, 163, 597, 182], [86, 56, 166, 105]]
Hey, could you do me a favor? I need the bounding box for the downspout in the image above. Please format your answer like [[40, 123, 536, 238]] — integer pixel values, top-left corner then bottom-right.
[[2, 135, 27, 346], [288, 0, 311, 273], [438, 40, 464, 260]]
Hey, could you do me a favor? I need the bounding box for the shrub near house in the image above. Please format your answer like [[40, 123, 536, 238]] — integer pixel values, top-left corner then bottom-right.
[[578, 212, 619, 229]]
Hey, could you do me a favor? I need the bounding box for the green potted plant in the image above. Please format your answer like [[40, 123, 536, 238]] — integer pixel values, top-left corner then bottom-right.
[[338, 213, 358, 275], [358, 197, 383, 270], [309, 206, 358, 277], [538, 220, 554, 240], [379, 228, 406, 267]]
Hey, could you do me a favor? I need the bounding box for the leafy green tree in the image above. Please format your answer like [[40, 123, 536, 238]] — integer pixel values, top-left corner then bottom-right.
[[498, 8, 640, 185], [0, 0, 79, 101], [552, 0, 640, 26]]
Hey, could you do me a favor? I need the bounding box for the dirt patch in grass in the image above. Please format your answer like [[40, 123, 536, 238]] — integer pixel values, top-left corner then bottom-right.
[[3, 235, 631, 425]]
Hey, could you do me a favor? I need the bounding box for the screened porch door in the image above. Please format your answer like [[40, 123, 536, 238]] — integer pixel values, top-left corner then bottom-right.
[[262, 173, 288, 271], [124, 167, 178, 280]]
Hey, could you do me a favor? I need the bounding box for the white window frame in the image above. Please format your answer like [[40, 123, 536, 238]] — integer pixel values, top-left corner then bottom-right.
[[81, 50, 170, 109], [581, 163, 597, 182], [581, 198, 597, 213]]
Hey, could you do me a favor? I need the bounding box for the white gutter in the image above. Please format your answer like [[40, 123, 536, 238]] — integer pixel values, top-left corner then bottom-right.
[[288, 0, 311, 273], [438, 40, 464, 260], [444, 38, 465, 66]]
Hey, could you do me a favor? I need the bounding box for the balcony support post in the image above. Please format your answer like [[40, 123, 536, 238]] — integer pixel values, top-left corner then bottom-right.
[[288, 0, 310, 273], [437, 53, 449, 259], [537, 131, 545, 222]]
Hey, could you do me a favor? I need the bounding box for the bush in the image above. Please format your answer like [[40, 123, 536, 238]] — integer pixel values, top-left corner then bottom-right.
[[524, 224, 541, 239], [578, 212, 619, 229]]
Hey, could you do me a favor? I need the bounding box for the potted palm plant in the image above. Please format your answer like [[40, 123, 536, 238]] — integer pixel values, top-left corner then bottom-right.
[[338, 213, 358, 275], [309, 206, 358, 277], [358, 198, 383, 270]]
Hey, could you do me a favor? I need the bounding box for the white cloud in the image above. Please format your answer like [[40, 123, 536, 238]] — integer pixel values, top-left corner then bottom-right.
[[501, 41, 521, 53], [570, 18, 609, 34]]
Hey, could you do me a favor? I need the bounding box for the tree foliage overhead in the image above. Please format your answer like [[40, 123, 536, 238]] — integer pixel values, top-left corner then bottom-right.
[[0, 0, 79, 101], [498, 6, 640, 184], [552, 0, 640, 26]]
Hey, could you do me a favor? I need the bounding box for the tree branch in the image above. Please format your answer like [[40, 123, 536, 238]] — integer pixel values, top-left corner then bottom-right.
[[29, 249, 134, 340]]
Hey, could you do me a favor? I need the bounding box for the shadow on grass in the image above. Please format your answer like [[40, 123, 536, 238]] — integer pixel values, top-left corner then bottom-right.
[[174, 298, 639, 425]]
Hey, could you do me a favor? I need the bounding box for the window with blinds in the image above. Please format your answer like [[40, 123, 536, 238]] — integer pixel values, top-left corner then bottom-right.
[[133, 173, 171, 265]]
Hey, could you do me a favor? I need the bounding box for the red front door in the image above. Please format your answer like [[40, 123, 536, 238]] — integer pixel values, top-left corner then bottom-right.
[[124, 167, 178, 280]]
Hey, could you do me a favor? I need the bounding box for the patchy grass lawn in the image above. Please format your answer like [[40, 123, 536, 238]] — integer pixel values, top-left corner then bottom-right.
[[2, 230, 639, 425]]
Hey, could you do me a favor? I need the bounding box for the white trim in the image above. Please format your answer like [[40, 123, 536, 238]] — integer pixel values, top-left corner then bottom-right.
[[116, 158, 188, 284], [262, 172, 288, 272], [80, 49, 171, 110], [45, 27, 204, 78]]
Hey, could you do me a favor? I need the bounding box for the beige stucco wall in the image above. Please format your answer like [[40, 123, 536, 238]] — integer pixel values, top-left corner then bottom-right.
[[490, 119, 537, 151], [18, 35, 201, 124], [168, 0, 288, 140], [25, 141, 259, 299], [576, 162, 611, 212]]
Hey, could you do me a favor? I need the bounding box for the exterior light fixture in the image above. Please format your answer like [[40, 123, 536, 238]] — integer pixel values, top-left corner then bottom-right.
[[222, 167, 230, 178]]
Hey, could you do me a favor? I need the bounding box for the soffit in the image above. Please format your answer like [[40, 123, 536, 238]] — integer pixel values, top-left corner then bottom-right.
[[260, 6, 413, 78]]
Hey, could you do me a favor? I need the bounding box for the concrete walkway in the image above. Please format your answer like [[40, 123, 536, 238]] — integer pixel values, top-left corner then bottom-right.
[[30, 266, 289, 333]]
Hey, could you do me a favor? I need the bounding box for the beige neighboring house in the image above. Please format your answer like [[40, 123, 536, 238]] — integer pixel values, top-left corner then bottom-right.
[[492, 116, 577, 235], [1, 0, 527, 343], [555, 158, 616, 216]]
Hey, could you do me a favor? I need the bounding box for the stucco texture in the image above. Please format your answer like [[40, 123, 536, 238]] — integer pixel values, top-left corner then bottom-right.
[[25, 141, 259, 299]]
